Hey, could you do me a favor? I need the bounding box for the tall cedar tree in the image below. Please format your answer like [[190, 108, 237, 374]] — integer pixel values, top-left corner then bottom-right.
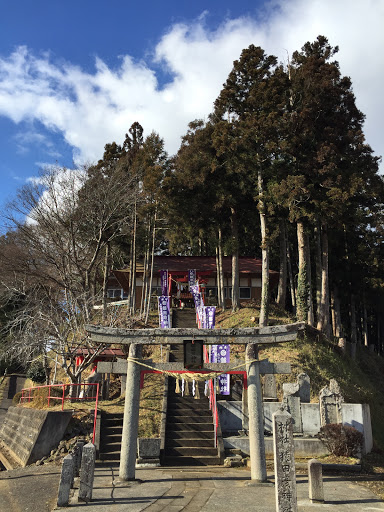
[[274, 36, 380, 335], [212, 45, 289, 319]]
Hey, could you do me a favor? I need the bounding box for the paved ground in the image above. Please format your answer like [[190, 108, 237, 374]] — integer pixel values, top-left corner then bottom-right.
[[0, 463, 61, 512], [1, 462, 384, 511], [53, 464, 384, 512]]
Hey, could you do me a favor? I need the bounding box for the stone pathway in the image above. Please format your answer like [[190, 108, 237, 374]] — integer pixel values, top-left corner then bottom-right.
[[56, 465, 384, 512]]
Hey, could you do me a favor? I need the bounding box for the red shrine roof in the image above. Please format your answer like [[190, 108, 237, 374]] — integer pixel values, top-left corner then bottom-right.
[[111, 256, 278, 291], [150, 256, 265, 275], [114, 256, 275, 276]]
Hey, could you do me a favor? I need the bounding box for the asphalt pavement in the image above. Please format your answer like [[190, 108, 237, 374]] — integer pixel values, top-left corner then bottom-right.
[[53, 464, 384, 512], [1, 458, 384, 511]]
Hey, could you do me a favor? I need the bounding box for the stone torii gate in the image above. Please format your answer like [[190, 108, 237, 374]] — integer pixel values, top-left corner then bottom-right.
[[86, 322, 304, 482]]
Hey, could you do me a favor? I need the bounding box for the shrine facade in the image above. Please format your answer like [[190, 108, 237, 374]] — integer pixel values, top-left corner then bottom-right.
[[107, 255, 279, 309]]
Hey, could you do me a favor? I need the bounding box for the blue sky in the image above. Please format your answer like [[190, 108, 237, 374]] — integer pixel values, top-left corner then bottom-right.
[[0, 0, 383, 219]]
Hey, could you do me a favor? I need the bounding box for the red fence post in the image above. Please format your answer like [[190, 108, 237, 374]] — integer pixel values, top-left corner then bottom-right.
[[62, 384, 65, 411], [92, 383, 99, 444]]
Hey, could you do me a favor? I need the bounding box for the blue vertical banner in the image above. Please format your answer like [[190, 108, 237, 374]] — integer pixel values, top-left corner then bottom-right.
[[190, 285, 203, 308], [205, 307, 216, 329], [210, 343, 230, 395], [160, 269, 168, 296], [158, 296, 171, 328], [199, 306, 207, 328], [188, 269, 196, 290]]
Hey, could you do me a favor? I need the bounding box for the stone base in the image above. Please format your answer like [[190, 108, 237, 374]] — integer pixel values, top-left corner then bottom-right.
[[224, 455, 245, 468], [113, 478, 143, 487], [224, 435, 328, 458], [136, 457, 161, 468], [246, 480, 274, 487]]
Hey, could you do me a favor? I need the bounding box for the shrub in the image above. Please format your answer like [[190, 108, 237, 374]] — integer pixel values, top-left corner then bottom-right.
[[318, 423, 363, 457], [26, 361, 46, 384]]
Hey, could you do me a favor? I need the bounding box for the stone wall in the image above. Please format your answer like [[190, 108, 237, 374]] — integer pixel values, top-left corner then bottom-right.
[[218, 400, 373, 455], [0, 406, 72, 466]]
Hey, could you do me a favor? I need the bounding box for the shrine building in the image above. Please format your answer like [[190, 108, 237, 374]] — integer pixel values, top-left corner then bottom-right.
[[107, 256, 279, 309]]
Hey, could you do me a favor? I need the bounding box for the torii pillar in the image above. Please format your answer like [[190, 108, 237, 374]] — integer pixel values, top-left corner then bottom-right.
[[246, 342, 267, 482], [119, 343, 142, 481]]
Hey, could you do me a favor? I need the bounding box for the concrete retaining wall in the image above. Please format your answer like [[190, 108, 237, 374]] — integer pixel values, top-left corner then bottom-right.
[[224, 436, 328, 458], [218, 400, 373, 455], [0, 406, 72, 466]]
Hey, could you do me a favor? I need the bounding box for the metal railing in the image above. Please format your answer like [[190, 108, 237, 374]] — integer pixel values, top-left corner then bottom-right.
[[20, 383, 99, 444]]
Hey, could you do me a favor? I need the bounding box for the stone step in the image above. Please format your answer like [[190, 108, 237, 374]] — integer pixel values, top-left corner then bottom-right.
[[102, 433, 122, 443], [102, 417, 124, 427], [99, 413, 124, 463], [166, 422, 214, 432], [166, 407, 212, 416], [166, 415, 213, 423], [164, 447, 218, 457], [163, 455, 221, 466], [165, 430, 214, 440], [97, 460, 119, 467], [100, 439, 121, 453], [101, 426, 123, 436], [99, 451, 121, 461], [166, 438, 214, 448], [167, 397, 209, 405]]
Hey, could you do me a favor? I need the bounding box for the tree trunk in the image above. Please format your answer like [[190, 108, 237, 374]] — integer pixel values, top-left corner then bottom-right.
[[218, 228, 225, 310], [130, 201, 137, 315], [296, 220, 309, 322], [319, 223, 331, 338], [350, 293, 357, 359], [314, 223, 322, 329], [305, 232, 314, 327], [287, 240, 296, 314], [145, 210, 157, 324], [102, 242, 110, 322], [363, 300, 369, 347], [51, 352, 58, 385], [127, 238, 134, 313], [276, 219, 287, 310], [140, 217, 152, 319], [216, 230, 225, 310], [332, 286, 343, 338], [230, 207, 240, 312], [258, 170, 269, 327]]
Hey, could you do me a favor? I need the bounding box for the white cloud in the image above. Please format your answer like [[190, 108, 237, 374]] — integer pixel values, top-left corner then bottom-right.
[[0, 0, 382, 170], [14, 130, 62, 159]]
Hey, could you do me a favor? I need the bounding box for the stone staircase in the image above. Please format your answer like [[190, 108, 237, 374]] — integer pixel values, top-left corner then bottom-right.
[[172, 308, 197, 328], [98, 412, 123, 465], [163, 309, 221, 465]]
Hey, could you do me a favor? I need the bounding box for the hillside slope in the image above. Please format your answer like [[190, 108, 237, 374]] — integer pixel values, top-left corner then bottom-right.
[[216, 305, 384, 449]]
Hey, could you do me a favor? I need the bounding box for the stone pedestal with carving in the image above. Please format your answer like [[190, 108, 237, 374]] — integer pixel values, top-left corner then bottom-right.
[[79, 443, 96, 502], [272, 410, 297, 512]]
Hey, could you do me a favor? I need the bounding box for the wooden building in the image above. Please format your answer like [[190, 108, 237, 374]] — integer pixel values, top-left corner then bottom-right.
[[107, 256, 279, 309]]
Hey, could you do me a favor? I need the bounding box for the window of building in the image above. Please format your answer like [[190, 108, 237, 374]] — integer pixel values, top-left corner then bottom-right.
[[107, 289, 124, 299], [239, 287, 251, 299], [224, 287, 251, 299]]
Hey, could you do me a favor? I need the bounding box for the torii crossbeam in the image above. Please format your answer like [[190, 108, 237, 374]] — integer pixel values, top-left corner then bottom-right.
[[85, 321, 304, 483]]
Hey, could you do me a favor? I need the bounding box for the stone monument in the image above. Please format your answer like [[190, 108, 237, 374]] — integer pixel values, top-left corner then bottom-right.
[[272, 409, 297, 512]]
